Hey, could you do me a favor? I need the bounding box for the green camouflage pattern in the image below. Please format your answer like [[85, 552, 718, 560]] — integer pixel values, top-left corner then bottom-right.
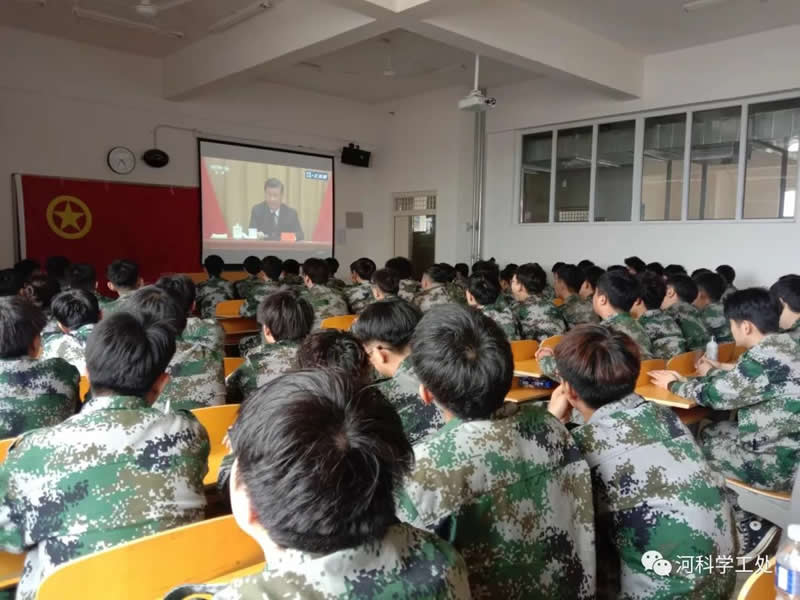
[[0, 394, 209, 600], [670, 333, 800, 491], [93, 291, 114, 309], [542, 283, 556, 300], [700, 302, 734, 343], [572, 393, 736, 599], [602, 312, 655, 360], [413, 285, 453, 313], [398, 279, 421, 303], [300, 285, 349, 330], [239, 281, 283, 318], [344, 282, 375, 315], [665, 301, 711, 351], [99, 294, 132, 316], [375, 358, 444, 444], [559, 294, 600, 329], [512, 296, 566, 341], [226, 340, 299, 404], [638, 309, 687, 360], [281, 274, 305, 287], [444, 282, 468, 306], [478, 302, 521, 341], [196, 276, 234, 319], [786, 318, 800, 342], [0, 357, 79, 438], [397, 403, 596, 599], [41, 323, 95, 375], [327, 276, 347, 290], [234, 275, 264, 301]]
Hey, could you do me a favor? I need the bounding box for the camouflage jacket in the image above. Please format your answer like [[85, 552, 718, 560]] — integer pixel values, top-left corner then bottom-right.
[[397, 403, 596, 599], [638, 309, 687, 361], [786, 318, 800, 342], [234, 275, 264, 301], [572, 393, 736, 600], [665, 301, 711, 351], [41, 323, 95, 376], [512, 295, 566, 341], [281, 274, 305, 287], [670, 333, 800, 491], [542, 283, 556, 301], [344, 282, 375, 315], [226, 340, 299, 404], [301, 285, 349, 330], [93, 291, 114, 309], [602, 312, 655, 360], [0, 357, 79, 438], [559, 294, 599, 329], [413, 285, 453, 313], [196, 276, 234, 319], [101, 293, 132, 316], [478, 303, 521, 341], [326, 276, 347, 290], [398, 279, 422, 303], [0, 394, 209, 600], [239, 280, 283, 318], [700, 302, 734, 343], [375, 358, 444, 445]]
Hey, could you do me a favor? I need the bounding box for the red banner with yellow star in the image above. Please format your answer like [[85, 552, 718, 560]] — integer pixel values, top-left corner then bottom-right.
[[17, 175, 202, 290]]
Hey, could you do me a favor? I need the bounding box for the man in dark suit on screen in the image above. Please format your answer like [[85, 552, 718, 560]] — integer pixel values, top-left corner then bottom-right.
[[249, 178, 305, 241]]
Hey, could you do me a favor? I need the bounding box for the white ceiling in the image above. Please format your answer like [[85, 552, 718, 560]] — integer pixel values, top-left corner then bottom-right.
[[523, 0, 800, 54]]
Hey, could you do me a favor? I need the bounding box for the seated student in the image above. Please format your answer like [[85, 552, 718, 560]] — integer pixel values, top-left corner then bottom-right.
[[41, 289, 101, 375], [590, 271, 654, 359], [454, 262, 470, 289], [371, 268, 400, 301], [233, 256, 263, 300], [300, 258, 349, 329], [170, 369, 469, 600], [498, 263, 517, 302], [66, 262, 112, 308], [127, 285, 225, 412], [693, 271, 734, 343], [466, 273, 521, 341], [324, 257, 346, 289], [579, 265, 605, 301], [345, 257, 377, 314], [239, 256, 284, 318], [45, 255, 70, 289], [547, 326, 736, 599], [0, 296, 79, 438], [295, 329, 372, 382], [646, 261, 664, 278], [651, 288, 800, 556], [157, 275, 224, 347], [624, 256, 646, 275], [104, 258, 143, 315], [387, 256, 420, 302], [396, 305, 596, 599], [0, 269, 23, 297], [664, 263, 687, 278], [577, 259, 595, 271], [414, 264, 456, 312], [195, 254, 234, 319], [227, 292, 314, 404], [20, 273, 59, 315], [0, 311, 209, 600], [662, 274, 712, 350], [691, 268, 713, 280], [352, 300, 444, 444], [631, 272, 687, 360], [717, 264, 737, 300], [279, 258, 305, 288], [556, 264, 600, 328], [13, 259, 39, 284], [510, 263, 566, 341], [771, 274, 800, 341]]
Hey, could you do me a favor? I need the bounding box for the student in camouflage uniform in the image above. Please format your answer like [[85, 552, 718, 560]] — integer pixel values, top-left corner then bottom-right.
[[41, 289, 100, 375], [662, 274, 712, 350], [370, 268, 400, 301], [279, 259, 305, 289], [324, 257, 347, 289], [386, 257, 421, 302], [414, 264, 456, 313], [0, 311, 209, 600], [65, 262, 113, 309], [510, 263, 566, 341], [169, 369, 471, 600], [239, 256, 285, 318], [351, 299, 444, 444], [466, 272, 521, 340], [549, 326, 736, 599], [0, 297, 79, 439], [344, 257, 377, 314], [102, 258, 143, 315], [717, 264, 738, 300], [631, 272, 687, 360], [592, 271, 654, 359], [195, 255, 234, 319], [299, 258, 349, 329], [771, 274, 800, 342], [295, 329, 373, 383], [396, 305, 596, 599], [233, 256, 264, 301], [227, 292, 313, 404], [579, 265, 605, 301], [694, 271, 734, 343], [555, 264, 600, 329]]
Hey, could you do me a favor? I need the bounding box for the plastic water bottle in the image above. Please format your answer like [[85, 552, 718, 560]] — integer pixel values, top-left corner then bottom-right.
[[705, 336, 718, 362], [232, 223, 243, 239], [776, 524, 800, 599]]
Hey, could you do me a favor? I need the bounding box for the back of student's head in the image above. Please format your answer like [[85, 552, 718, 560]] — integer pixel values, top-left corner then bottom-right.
[[86, 311, 176, 397], [46, 256, 70, 283], [468, 273, 500, 306], [454, 263, 469, 279], [596, 271, 640, 312], [554, 325, 640, 410], [0, 296, 46, 358], [257, 291, 314, 342], [410, 304, 512, 420], [0, 269, 23, 297], [295, 329, 369, 382], [471, 260, 499, 283], [66, 263, 97, 292], [107, 259, 140, 290], [577, 259, 595, 271], [229, 369, 412, 553], [694, 272, 726, 303], [664, 264, 687, 277], [515, 262, 547, 295], [243, 256, 261, 275], [637, 272, 667, 311], [624, 256, 646, 274], [555, 264, 584, 294], [282, 259, 300, 276], [606, 265, 627, 273], [666, 274, 698, 303], [771, 275, 800, 312], [583, 265, 606, 291], [261, 256, 283, 281], [203, 255, 225, 277], [645, 262, 664, 278], [21, 274, 60, 310], [500, 264, 518, 285], [14, 259, 40, 283], [716, 265, 736, 286], [424, 263, 454, 284], [371, 268, 400, 296], [302, 258, 329, 285], [385, 257, 413, 280], [352, 299, 421, 350], [324, 257, 340, 276], [351, 257, 377, 281], [51, 289, 100, 330], [155, 275, 196, 317], [724, 288, 780, 335], [125, 285, 187, 335], [551, 261, 565, 274], [691, 268, 713, 280]]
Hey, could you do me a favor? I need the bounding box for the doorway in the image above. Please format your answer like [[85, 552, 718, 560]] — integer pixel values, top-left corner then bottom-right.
[[392, 192, 437, 280]]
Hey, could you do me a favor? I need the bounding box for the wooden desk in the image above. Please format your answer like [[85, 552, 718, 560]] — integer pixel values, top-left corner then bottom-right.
[[506, 387, 552, 403], [636, 384, 696, 409], [513, 359, 543, 378]]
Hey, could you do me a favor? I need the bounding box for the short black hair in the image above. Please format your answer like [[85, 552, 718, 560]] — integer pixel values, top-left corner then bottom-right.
[[514, 263, 547, 295], [107, 259, 139, 289], [385, 257, 413, 280], [124, 285, 187, 335], [645, 262, 664, 277], [229, 369, 412, 554], [243, 256, 261, 275], [257, 291, 314, 342], [302, 258, 329, 285], [555, 325, 640, 410], [724, 288, 780, 335], [86, 311, 176, 397], [261, 256, 283, 281], [691, 268, 713, 280], [410, 304, 512, 420], [667, 274, 698, 304], [596, 271, 640, 312], [468, 273, 500, 306], [665, 264, 687, 277], [282, 259, 300, 276], [264, 178, 284, 193], [324, 257, 340, 274], [577, 259, 595, 271], [51, 289, 100, 330], [694, 272, 726, 303], [14, 259, 39, 282], [22, 274, 60, 310], [296, 330, 370, 382], [606, 265, 627, 273], [45, 256, 70, 282], [624, 256, 647, 274], [204, 255, 225, 277], [0, 269, 23, 297], [424, 263, 455, 284], [351, 258, 377, 281], [637, 272, 667, 311], [500, 264, 518, 284], [771, 275, 800, 313], [66, 263, 97, 292], [0, 296, 46, 358], [583, 266, 606, 291], [352, 299, 422, 351], [716, 265, 736, 285], [454, 263, 469, 278], [371, 269, 400, 296], [155, 275, 197, 316], [471, 260, 500, 283], [551, 262, 565, 273], [555, 264, 584, 294]]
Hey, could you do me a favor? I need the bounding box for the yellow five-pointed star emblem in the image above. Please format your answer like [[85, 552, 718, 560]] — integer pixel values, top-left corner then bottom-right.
[[54, 202, 83, 231], [46, 196, 93, 240]]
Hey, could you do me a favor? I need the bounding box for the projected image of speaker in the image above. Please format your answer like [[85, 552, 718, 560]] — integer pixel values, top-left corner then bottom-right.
[[341, 143, 371, 168]]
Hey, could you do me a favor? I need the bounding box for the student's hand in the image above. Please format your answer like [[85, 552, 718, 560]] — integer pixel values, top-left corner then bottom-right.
[[547, 385, 571, 424], [535, 347, 555, 361], [696, 357, 718, 376], [649, 370, 684, 389]]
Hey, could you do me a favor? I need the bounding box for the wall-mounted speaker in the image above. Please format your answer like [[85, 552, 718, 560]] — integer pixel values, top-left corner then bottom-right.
[[341, 143, 371, 168]]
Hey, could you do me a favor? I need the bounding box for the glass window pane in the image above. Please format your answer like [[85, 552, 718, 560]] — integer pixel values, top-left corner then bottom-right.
[[641, 114, 685, 221], [555, 126, 592, 222], [743, 98, 800, 219], [688, 106, 741, 220], [520, 132, 552, 223], [595, 120, 634, 222]]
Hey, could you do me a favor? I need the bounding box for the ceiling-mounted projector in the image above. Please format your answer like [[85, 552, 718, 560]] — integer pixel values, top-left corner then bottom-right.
[[458, 89, 497, 112]]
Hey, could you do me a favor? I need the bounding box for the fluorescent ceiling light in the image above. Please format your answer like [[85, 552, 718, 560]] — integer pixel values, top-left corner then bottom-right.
[[72, 6, 184, 38], [789, 140, 799, 153], [682, 0, 729, 12], [208, 1, 272, 34]]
